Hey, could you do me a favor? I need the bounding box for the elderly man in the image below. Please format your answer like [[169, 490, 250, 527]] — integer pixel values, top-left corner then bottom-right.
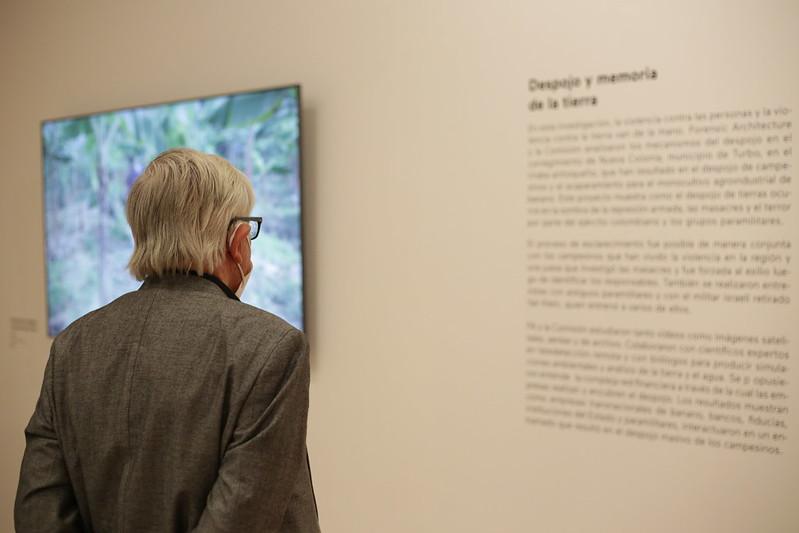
[[15, 148, 320, 532]]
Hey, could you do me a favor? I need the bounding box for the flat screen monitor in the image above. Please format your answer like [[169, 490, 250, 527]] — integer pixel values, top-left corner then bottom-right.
[[42, 85, 304, 336]]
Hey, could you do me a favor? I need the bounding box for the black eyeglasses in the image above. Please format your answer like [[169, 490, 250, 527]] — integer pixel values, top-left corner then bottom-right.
[[229, 216, 263, 240]]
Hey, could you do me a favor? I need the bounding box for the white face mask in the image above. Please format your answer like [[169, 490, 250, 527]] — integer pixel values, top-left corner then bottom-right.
[[229, 223, 252, 298]]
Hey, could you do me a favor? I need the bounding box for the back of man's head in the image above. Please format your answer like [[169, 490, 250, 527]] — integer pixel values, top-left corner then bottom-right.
[[126, 148, 254, 280]]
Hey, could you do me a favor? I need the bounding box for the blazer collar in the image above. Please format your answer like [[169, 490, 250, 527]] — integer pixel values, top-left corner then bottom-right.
[[139, 273, 240, 301]]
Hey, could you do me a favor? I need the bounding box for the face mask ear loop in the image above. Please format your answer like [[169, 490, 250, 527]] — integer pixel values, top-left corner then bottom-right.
[[228, 222, 242, 249]]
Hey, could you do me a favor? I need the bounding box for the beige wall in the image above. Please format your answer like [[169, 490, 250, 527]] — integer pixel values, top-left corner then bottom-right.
[[1, 1, 797, 532]]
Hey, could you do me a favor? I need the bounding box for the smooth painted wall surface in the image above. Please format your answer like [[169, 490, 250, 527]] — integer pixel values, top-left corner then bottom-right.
[[1, 1, 796, 532]]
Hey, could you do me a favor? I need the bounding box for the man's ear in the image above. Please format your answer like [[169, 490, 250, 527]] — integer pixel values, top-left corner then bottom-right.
[[228, 223, 250, 264]]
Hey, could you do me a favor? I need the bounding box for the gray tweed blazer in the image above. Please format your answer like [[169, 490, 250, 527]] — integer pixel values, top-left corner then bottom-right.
[[15, 274, 320, 532]]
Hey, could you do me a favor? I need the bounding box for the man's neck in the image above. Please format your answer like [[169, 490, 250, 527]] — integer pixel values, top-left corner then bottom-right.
[[211, 259, 242, 296]]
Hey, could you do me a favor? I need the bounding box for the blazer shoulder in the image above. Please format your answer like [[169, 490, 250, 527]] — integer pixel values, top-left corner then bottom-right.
[[51, 290, 144, 352], [219, 299, 306, 353]]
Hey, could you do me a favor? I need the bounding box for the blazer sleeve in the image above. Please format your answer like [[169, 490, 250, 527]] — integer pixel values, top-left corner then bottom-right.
[[193, 328, 315, 532], [15, 351, 83, 533]]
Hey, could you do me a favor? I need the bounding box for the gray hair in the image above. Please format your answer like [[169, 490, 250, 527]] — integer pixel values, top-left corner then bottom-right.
[[126, 148, 255, 280]]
